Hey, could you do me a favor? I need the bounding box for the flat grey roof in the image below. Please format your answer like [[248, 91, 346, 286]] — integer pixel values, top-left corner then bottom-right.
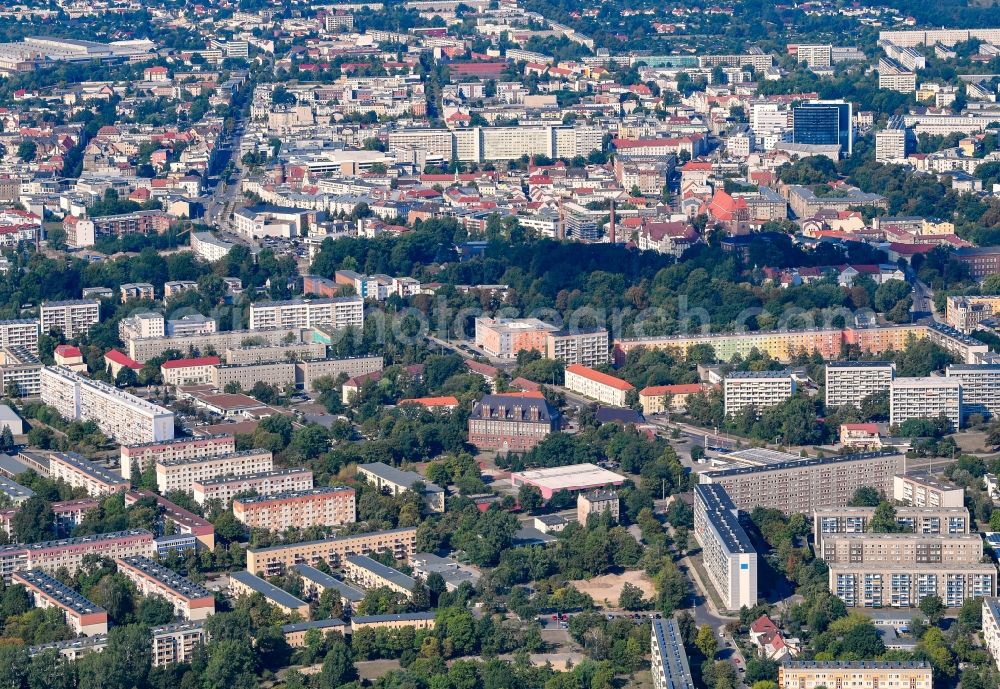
[[357, 462, 443, 494], [704, 451, 902, 478], [292, 564, 365, 601], [652, 618, 695, 689], [0, 475, 34, 501], [230, 571, 308, 610], [345, 554, 415, 590], [351, 612, 435, 623], [695, 484, 755, 553], [281, 618, 347, 633]]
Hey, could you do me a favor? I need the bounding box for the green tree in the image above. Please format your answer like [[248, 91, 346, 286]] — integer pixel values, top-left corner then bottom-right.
[[618, 582, 647, 610], [11, 496, 55, 543], [201, 639, 257, 689], [848, 486, 882, 507], [918, 595, 945, 624], [696, 624, 718, 659], [517, 484, 543, 513], [316, 640, 357, 687]]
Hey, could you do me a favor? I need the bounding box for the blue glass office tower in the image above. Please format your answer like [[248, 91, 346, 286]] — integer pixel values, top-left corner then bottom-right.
[[792, 101, 853, 156]]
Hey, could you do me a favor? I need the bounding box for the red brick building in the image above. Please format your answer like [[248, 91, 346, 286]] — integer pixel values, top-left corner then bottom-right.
[[468, 392, 559, 452]]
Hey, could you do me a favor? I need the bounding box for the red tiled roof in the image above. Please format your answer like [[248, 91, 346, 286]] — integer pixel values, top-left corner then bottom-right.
[[640, 384, 703, 396], [104, 350, 142, 369], [566, 364, 634, 391]]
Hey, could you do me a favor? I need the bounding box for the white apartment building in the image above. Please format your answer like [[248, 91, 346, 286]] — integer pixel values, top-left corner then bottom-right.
[[0, 346, 43, 396], [166, 314, 217, 337], [825, 361, 895, 409], [893, 472, 965, 508], [984, 598, 1000, 671], [118, 311, 165, 342], [795, 44, 832, 67], [40, 300, 100, 340], [889, 377, 961, 429], [875, 126, 908, 162], [694, 484, 758, 611], [878, 58, 917, 93], [155, 449, 273, 494], [947, 364, 1000, 421], [545, 328, 609, 367], [40, 366, 175, 445], [723, 371, 796, 417], [0, 320, 40, 354], [564, 364, 634, 408], [249, 297, 364, 330], [120, 434, 236, 480], [190, 232, 233, 262]]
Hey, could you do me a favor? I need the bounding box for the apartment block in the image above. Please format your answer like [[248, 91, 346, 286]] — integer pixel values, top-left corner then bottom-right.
[[149, 621, 207, 667], [229, 571, 310, 617], [28, 620, 206, 666], [161, 356, 221, 386], [292, 564, 365, 609], [155, 449, 273, 494], [13, 569, 108, 636], [889, 376, 962, 429], [192, 468, 314, 506], [232, 486, 356, 530], [343, 554, 415, 597], [893, 472, 964, 508], [282, 619, 348, 647], [120, 434, 236, 479], [357, 462, 445, 513], [694, 484, 758, 610], [984, 598, 1000, 671], [211, 362, 296, 390], [115, 556, 215, 620], [296, 356, 383, 392], [0, 529, 156, 579], [224, 342, 326, 365], [0, 346, 43, 396], [125, 490, 216, 551], [700, 452, 906, 514], [825, 361, 894, 410], [39, 300, 100, 339], [819, 532, 983, 566], [651, 618, 695, 689], [878, 57, 917, 92], [813, 506, 970, 552], [246, 527, 418, 577], [564, 364, 634, 408], [545, 328, 609, 367], [794, 44, 833, 67], [723, 370, 795, 416], [474, 317, 558, 358], [946, 295, 1000, 333], [248, 297, 364, 330], [778, 662, 932, 689], [830, 563, 995, 607], [350, 612, 435, 632], [118, 311, 165, 343], [0, 319, 40, 353], [947, 364, 1000, 421], [128, 326, 303, 363], [40, 366, 175, 445], [48, 452, 129, 497]]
